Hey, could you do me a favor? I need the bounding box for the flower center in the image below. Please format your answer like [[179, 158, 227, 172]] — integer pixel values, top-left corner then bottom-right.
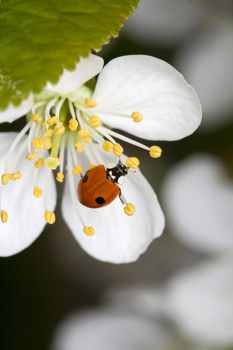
[[0, 84, 162, 235]]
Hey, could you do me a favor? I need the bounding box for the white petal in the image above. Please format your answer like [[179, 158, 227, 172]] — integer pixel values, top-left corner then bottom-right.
[[176, 24, 233, 129], [45, 54, 104, 96], [165, 257, 233, 347], [51, 310, 169, 350], [62, 152, 164, 264], [162, 154, 233, 254], [90, 55, 202, 141], [0, 132, 57, 256], [124, 0, 203, 46], [0, 94, 33, 123]]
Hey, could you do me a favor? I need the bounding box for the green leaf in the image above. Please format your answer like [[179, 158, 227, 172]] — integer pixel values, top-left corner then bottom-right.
[[0, 0, 138, 109]]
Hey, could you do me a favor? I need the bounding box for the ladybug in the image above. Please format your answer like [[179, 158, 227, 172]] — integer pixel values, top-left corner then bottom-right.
[[78, 162, 128, 208]]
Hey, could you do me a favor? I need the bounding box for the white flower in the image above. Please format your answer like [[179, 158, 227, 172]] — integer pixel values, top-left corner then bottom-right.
[[165, 256, 233, 347], [162, 154, 233, 253], [50, 309, 170, 350], [0, 54, 201, 262]]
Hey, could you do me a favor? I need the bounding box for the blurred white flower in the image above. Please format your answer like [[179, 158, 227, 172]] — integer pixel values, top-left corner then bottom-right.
[[165, 256, 233, 347], [51, 309, 170, 350], [0, 54, 201, 262], [176, 23, 233, 129], [163, 154, 233, 253], [124, 0, 203, 46]]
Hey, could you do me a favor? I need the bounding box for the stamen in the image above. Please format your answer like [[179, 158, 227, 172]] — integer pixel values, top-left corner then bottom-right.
[[33, 138, 44, 150], [84, 98, 97, 108], [34, 158, 44, 169], [149, 146, 162, 158], [31, 114, 43, 124], [78, 130, 92, 143], [47, 116, 58, 127], [44, 210, 56, 224], [44, 97, 58, 122], [69, 118, 79, 131], [26, 152, 37, 161], [83, 226, 95, 236], [1, 173, 11, 185], [72, 165, 82, 175], [55, 97, 65, 118], [33, 186, 42, 198], [102, 140, 113, 152], [56, 172, 64, 183], [124, 203, 136, 216], [44, 137, 52, 150], [131, 111, 143, 123], [113, 143, 124, 157], [99, 126, 149, 151], [126, 157, 140, 169], [0, 210, 8, 223], [75, 141, 84, 153], [58, 135, 66, 175], [67, 143, 90, 229], [88, 116, 102, 128], [5, 121, 32, 170], [54, 123, 65, 136], [10, 171, 22, 181], [43, 129, 54, 138]]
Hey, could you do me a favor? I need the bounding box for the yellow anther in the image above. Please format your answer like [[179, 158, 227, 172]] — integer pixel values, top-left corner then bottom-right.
[[34, 158, 44, 169], [45, 157, 60, 170], [78, 130, 92, 143], [131, 111, 143, 123], [75, 141, 84, 153], [0, 210, 8, 223], [42, 122, 47, 129], [1, 173, 11, 185], [149, 145, 162, 158], [43, 129, 54, 138], [47, 116, 58, 126], [44, 210, 56, 224], [31, 114, 43, 124], [113, 143, 124, 157], [126, 157, 140, 169], [44, 137, 52, 150], [33, 186, 42, 198], [72, 165, 82, 175], [102, 140, 113, 152], [83, 226, 95, 236], [124, 203, 136, 216], [33, 138, 44, 150], [69, 118, 79, 131], [88, 116, 102, 128], [54, 125, 65, 136], [10, 171, 22, 181], [56, 172, 64, 183], [84, 98, 97, 108], [26, 152, 37, 161]]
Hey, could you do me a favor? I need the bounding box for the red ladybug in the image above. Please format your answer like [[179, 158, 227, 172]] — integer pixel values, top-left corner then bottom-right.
[[78, 162, 128, 208]]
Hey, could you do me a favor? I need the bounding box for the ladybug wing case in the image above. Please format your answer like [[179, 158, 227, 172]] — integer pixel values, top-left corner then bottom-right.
[[78, 165, 120, 208]]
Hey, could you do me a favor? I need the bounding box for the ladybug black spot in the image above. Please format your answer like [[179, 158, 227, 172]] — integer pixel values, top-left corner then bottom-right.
[[82, 174, 88, 183], [95, 197, 105, 204]]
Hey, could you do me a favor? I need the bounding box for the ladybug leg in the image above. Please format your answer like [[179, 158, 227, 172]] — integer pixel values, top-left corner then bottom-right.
[[119, 190, 136, 216], [118, 189, 125, 205]]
